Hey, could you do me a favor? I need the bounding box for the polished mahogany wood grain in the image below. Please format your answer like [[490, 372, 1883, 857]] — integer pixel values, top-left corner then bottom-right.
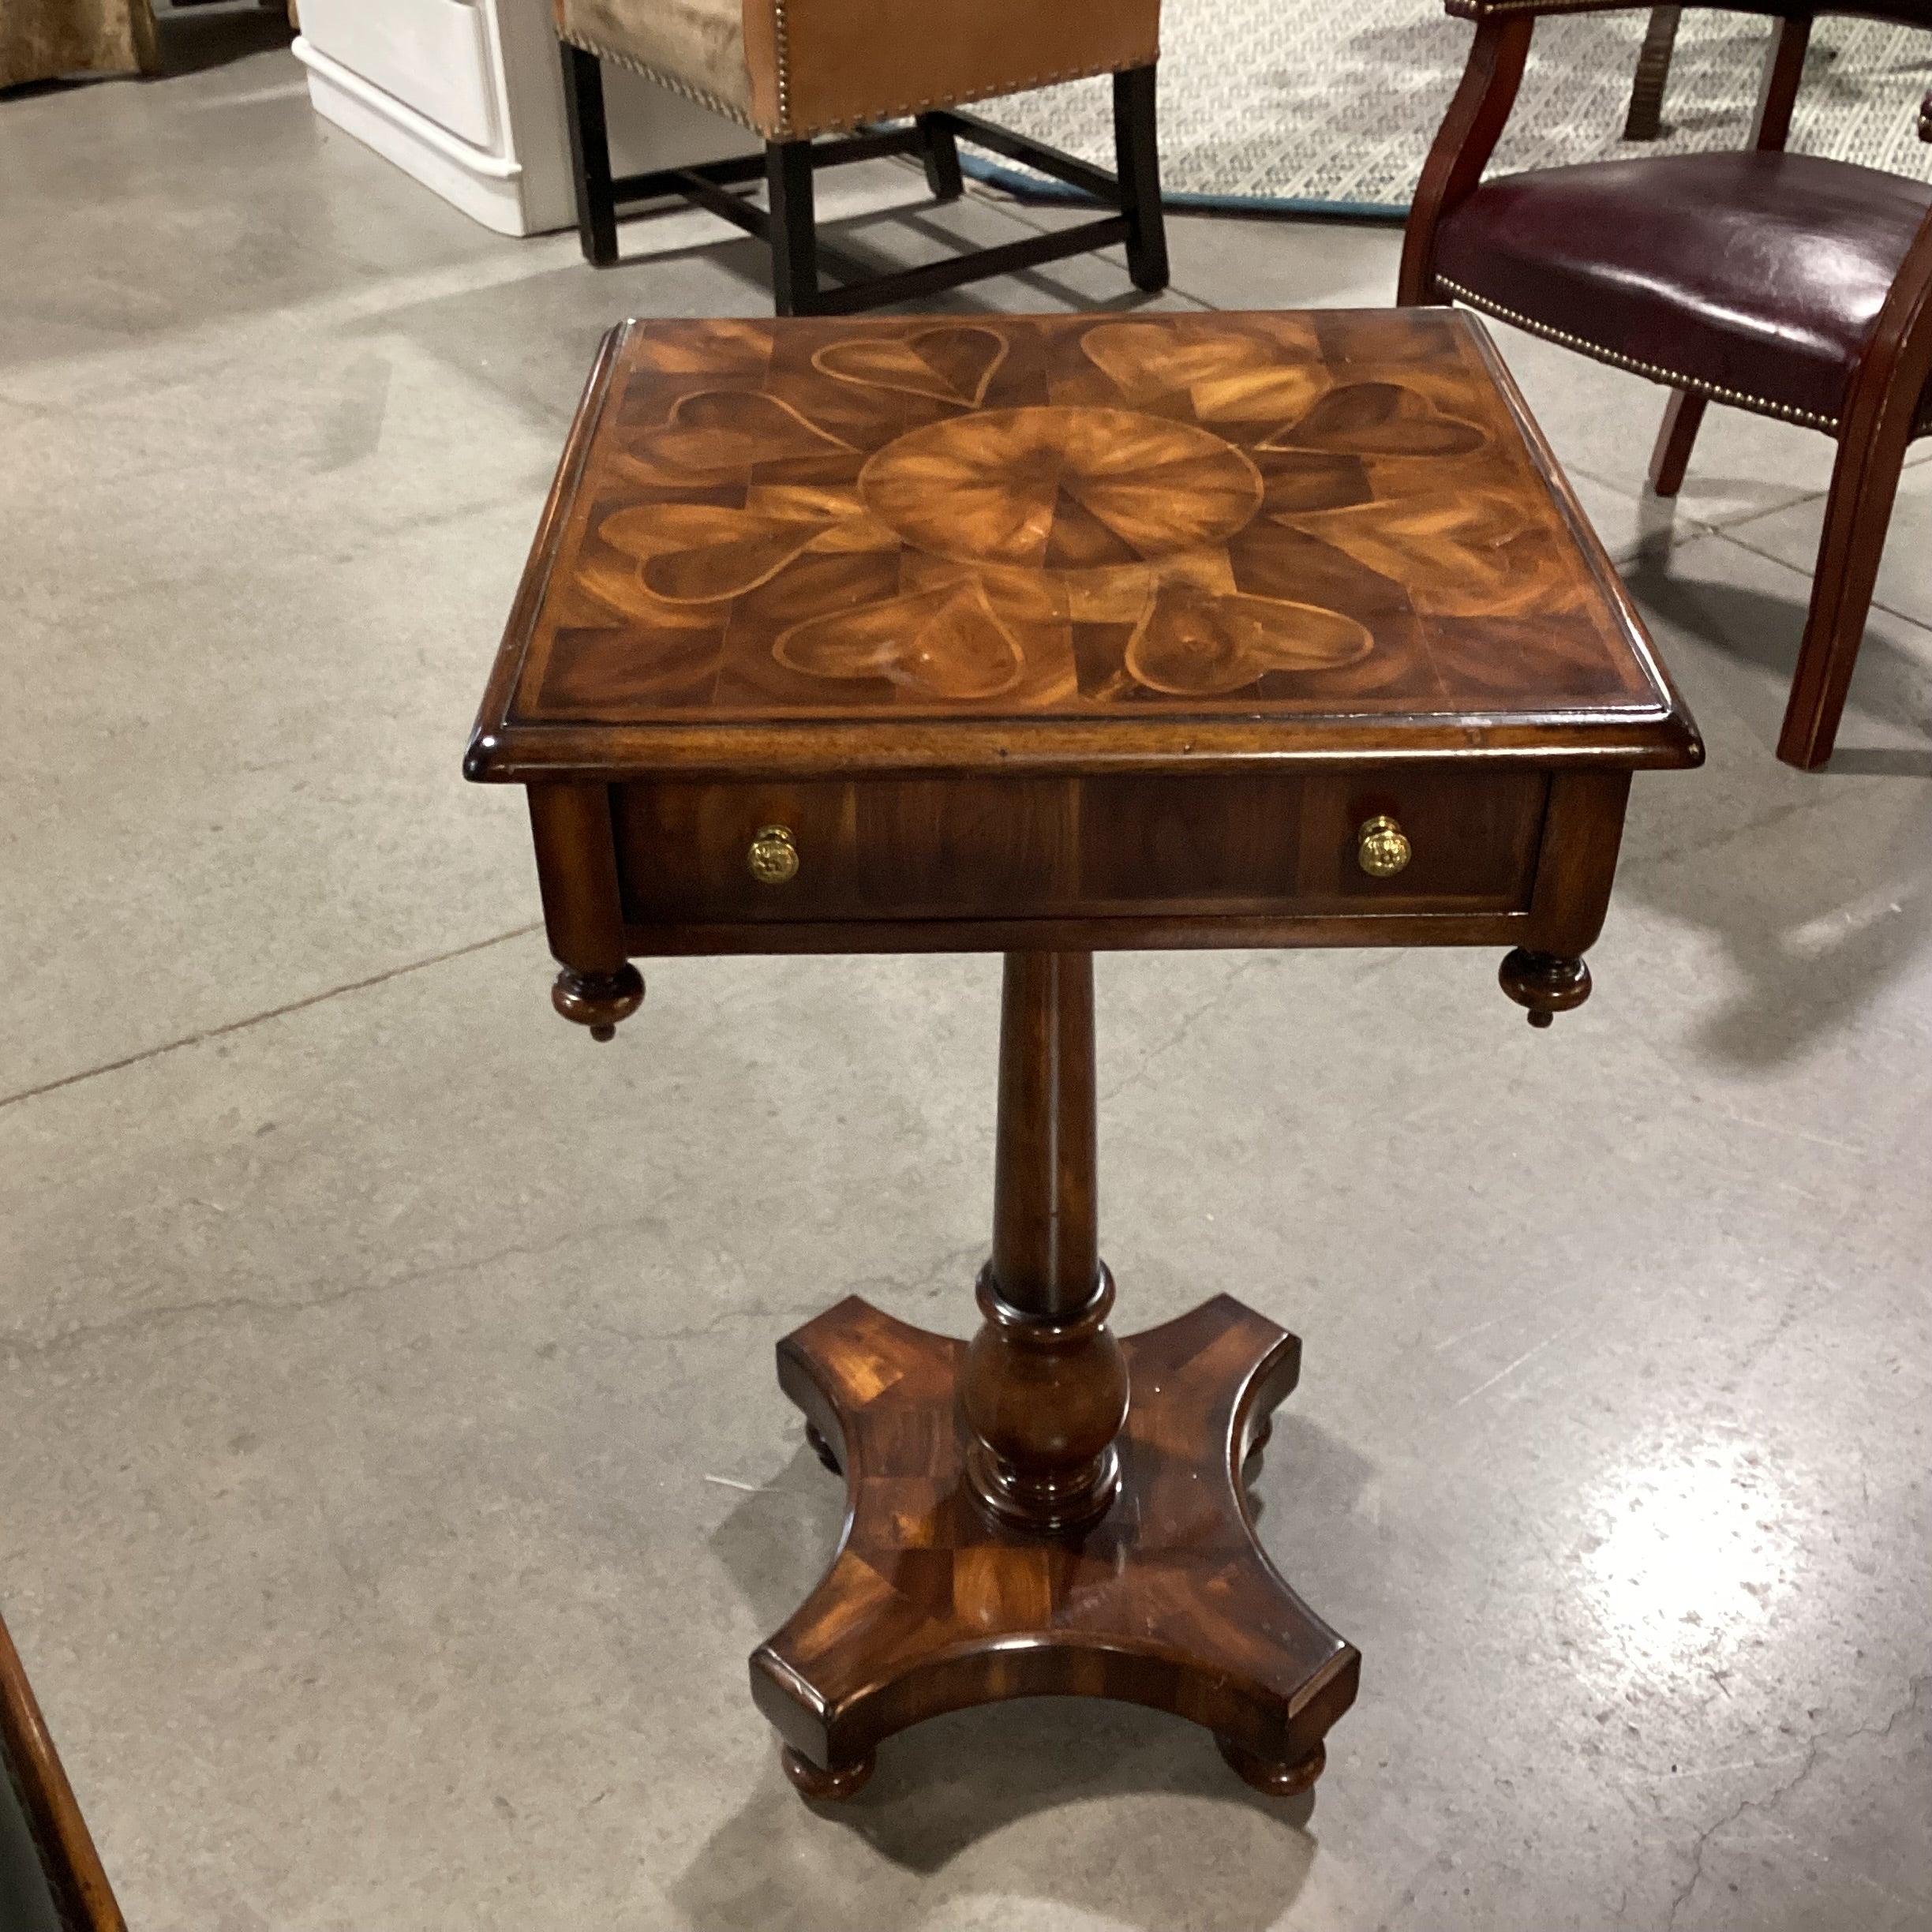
[[466, 309, 1697, 781], [961, 953, 1129, 1532], [0, 1606, 126, 1932], [1780, 206, 1932, 767], [528, 782, 644, 1039], [751, 1291, 1359, 1793], [610, 766, 1548, 932], [987, 953, 1099, 1320], [743, 953, 1355, 1795], [1498, 768, 1633, 1024], [1398, 16, 1533, 308]]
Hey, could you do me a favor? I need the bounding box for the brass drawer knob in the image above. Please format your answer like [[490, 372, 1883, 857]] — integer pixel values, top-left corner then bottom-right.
[[1356, 814, 1412, 878], [747, 823, 800, 885]]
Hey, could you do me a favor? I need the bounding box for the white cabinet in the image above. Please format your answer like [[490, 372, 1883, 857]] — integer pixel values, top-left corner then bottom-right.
[[294, 0, 758, 237]]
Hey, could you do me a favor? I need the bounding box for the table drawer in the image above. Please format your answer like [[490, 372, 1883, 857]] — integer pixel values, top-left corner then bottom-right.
[[612, 769, 1548, 928]]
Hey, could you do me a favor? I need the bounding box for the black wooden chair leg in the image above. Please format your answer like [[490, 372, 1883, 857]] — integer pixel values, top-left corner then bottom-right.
[[1113, 66, 1170, 293], [766, 141, 820, 316], [918, 113, 964, 201], [1622, 4, 1682, 140], [560, 43, 619, 267], [572, 88, 1159, 315]]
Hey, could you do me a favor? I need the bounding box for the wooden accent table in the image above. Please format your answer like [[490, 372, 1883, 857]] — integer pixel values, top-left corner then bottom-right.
[[466, 310, 1701, 1800]]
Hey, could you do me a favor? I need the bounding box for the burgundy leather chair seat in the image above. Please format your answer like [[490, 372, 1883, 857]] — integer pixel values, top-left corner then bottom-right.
[[1434, 150, 1932, 434]]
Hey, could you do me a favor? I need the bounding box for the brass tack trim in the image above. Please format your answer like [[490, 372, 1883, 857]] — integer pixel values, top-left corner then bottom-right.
[[1450, 1, 1616, 15], [558, 32, 756, 131], [564, 19, 1162, 155], [773, 0, 792, 133], [1435, 275, 1841, 430], [769, 52, 1161, 141]]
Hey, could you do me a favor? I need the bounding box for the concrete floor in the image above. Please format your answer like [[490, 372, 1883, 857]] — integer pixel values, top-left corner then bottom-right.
[[3, 18, 1930, 1932]]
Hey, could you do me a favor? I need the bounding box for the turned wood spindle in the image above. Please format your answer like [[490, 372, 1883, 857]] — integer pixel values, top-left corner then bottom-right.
[[960, 952, 1130, 1534], [527, 784, 645, 1041]]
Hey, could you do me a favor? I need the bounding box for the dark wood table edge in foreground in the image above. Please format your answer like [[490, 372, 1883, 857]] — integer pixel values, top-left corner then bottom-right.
[[0, 1607, 126, 1932]]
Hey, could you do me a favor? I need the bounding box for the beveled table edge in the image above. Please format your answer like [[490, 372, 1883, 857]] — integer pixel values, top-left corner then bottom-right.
[[464, 711, 1702, 782]]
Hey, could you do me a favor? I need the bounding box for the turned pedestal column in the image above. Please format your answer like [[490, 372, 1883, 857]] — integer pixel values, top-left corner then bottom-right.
[[961, 953, 1128, 1533]]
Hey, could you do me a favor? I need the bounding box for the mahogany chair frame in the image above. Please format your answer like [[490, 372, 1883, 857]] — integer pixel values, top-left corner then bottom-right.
[[1398, 1, 1932, 769], [559, 46, 1170, 317]]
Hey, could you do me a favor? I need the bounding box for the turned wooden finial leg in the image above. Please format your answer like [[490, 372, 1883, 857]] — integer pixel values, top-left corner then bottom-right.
[[1498, 948, 1591, 1028], [552, 964, 644, 1040], [960, 953, 1129, 1534], [527, 787, 645, 1042]]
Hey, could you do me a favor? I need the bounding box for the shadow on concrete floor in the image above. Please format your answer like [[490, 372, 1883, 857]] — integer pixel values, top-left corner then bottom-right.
[[686, 1410, 1368, 1929], [1616, 548, 1932, 1065], [1623, 538, 1932, 752], [674, 1696, 1319, 1931], [155, 6, 292, 77]]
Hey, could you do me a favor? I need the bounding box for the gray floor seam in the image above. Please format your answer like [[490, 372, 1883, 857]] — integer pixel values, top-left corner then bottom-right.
[[1717, 526, 1932, 637], [0, 923, 542, 1114]]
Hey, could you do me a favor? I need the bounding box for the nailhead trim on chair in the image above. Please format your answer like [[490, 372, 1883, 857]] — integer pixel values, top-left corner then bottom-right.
[[796, 58, 1159, 133], [1436, 275, 1843, 430], [565, 20, 1160, 146], [560, 31, 758, 131], [1449, 1, 1617, 16], [773, 0, 792, 133]]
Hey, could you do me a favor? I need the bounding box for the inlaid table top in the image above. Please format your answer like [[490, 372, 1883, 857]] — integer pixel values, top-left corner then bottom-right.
[[467, 309, 1697, 780]]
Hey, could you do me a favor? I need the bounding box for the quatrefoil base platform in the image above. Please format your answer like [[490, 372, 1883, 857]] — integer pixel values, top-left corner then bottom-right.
[[749, 1293, 1361, 1798]]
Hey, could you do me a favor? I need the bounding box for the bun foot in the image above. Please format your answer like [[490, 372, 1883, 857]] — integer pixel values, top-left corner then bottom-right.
[[1242, 1413, 1274, 1480], [781, 1745, 875, 1802], [1218, 1735, 1327, 1799], [804, 1421, 843, 1476]]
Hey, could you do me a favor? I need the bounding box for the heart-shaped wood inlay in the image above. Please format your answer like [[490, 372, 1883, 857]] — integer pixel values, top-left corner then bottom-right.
[[1262, 382, 1486, 458], [1282, 489, 1544, 617], [774, 578, 1024, 699], [634, 317, 773, 374], [814, 326, 1009, 408], [600, 502, 833, 605], [1189, 366, 1331, 428], [1125, 582, 1372, 695], [627, 388, 857, 480], [1080, 322, 1279, 404]]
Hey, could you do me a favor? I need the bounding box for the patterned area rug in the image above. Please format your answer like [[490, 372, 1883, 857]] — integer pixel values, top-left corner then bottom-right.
[[975, 2, 1932, 217]]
